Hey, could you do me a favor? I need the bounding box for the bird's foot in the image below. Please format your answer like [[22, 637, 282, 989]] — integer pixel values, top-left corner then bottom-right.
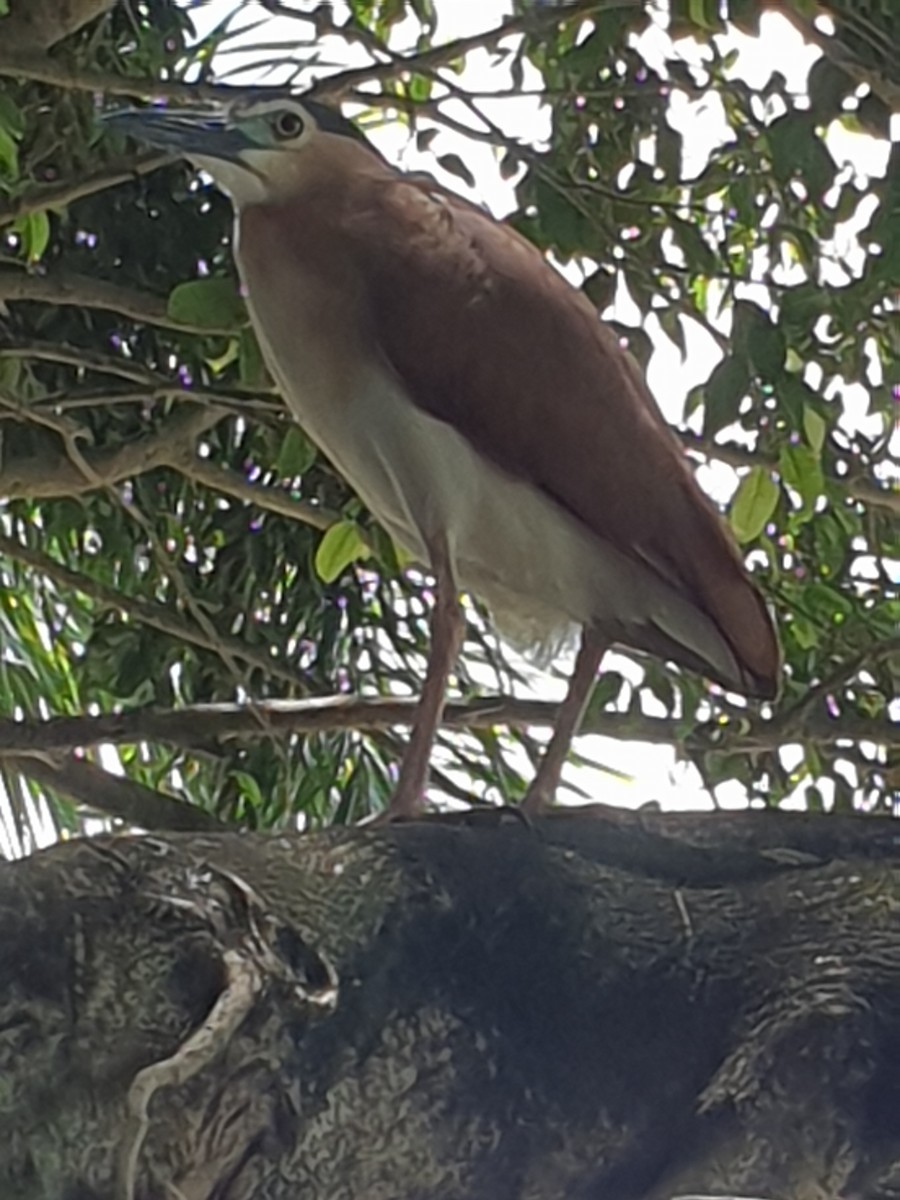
[[355, 776, 427, 827], [520, 782, 555, 818]]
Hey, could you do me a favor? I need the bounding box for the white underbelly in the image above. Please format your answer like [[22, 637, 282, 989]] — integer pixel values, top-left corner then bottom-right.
[[259, 342, 683, 653]]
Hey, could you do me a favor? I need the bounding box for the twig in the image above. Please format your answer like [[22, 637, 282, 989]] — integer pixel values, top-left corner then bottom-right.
[[0, 339, 167, 386], [312, 0, 609, 100], [174, 457, 338, 533]]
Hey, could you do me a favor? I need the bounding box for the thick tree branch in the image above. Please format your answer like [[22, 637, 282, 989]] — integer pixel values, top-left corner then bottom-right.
[[9, 753, 226, 832], [0, 693, 892, 759], [0, 534, 312, 692], [0, 389, 336, 533], [6, 818, 900, 1199]]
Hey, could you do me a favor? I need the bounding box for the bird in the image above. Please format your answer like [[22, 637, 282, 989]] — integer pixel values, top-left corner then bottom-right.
[[104, 93, 780, 818]]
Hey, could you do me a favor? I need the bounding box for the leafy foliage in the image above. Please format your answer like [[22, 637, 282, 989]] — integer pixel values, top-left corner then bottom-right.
[[0, 0, 896, 848]]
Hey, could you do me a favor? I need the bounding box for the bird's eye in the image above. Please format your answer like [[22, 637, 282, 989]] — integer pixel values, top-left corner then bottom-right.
[[272, 110, 304, 140]]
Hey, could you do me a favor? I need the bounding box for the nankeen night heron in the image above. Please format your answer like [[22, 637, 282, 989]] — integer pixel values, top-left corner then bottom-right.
[[105, 94, 780, 817]]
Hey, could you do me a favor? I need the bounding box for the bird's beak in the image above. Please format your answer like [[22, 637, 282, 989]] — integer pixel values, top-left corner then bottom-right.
[[102, 105, 250, 162]]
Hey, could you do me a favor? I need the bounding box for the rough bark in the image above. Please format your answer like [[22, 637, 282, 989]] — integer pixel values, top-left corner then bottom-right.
[[3, 808, 900, 1200]]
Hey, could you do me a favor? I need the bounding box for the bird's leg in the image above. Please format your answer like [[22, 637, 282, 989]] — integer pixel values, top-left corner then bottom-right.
[[389, 537, 464, 819], [521, 628, 608, 816]]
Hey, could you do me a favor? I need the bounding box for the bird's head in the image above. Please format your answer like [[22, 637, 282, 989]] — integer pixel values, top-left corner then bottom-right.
[[103, 94, 376, 207]]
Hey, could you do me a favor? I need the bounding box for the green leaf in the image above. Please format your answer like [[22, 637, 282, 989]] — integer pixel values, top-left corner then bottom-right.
[[0, 93, 24, 139], [729, 466, 779, 543], [238, 326, 267, 386], [166, 277, 245, 330], [669, 215, 717, 276], [807, 57, 850, 119], [747, 319, 785, 381], [314, 520, 371, 583], [658, 305, 687, 358], [779, 282, 828, 333], [0, 124, 18, 178], [857, 93, 891, 139], [15, 211, 50, 262], [802, 406, 827, 457], [590, 670, 626, 712], [436, 153, 475, 189], [733, 300, 784, 381], [406, 73, 432, 104], [582, 268, 616, 312], [779, 443, 825, 516], [533, 175, 589, 256], [232, 770, 264, 809], [688, 0, 721, 33], [0, 354, 22, 391], [728, 0, 761, 34], [703, 356, 749, 436], [203, 336, 239, 376], [410, 0, 436, 31], [277, 427, 317, 478]]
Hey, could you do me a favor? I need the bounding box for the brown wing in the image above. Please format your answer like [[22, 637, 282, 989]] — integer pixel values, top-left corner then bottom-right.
[[340, 166, 780, 698]]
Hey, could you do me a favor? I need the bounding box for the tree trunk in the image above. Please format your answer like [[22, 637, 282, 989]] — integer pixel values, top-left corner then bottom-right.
[[3, 808, 900, 1200]]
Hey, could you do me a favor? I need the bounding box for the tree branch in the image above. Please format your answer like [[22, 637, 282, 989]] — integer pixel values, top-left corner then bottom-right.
[[312, 0, 606, 102], [0, 534, 313, 692], [0, 268, 244, 337], [0, 694, 892, 758], [0, 401, 225, 499], [0, 50, 231, 100], [8, 816, 900, 1198], [171, 456, 337, 533], [0, 1, 602, 110], [0, 388, 336, 534], [9, 753, 226, 832], [0, 338, 167, 385]]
